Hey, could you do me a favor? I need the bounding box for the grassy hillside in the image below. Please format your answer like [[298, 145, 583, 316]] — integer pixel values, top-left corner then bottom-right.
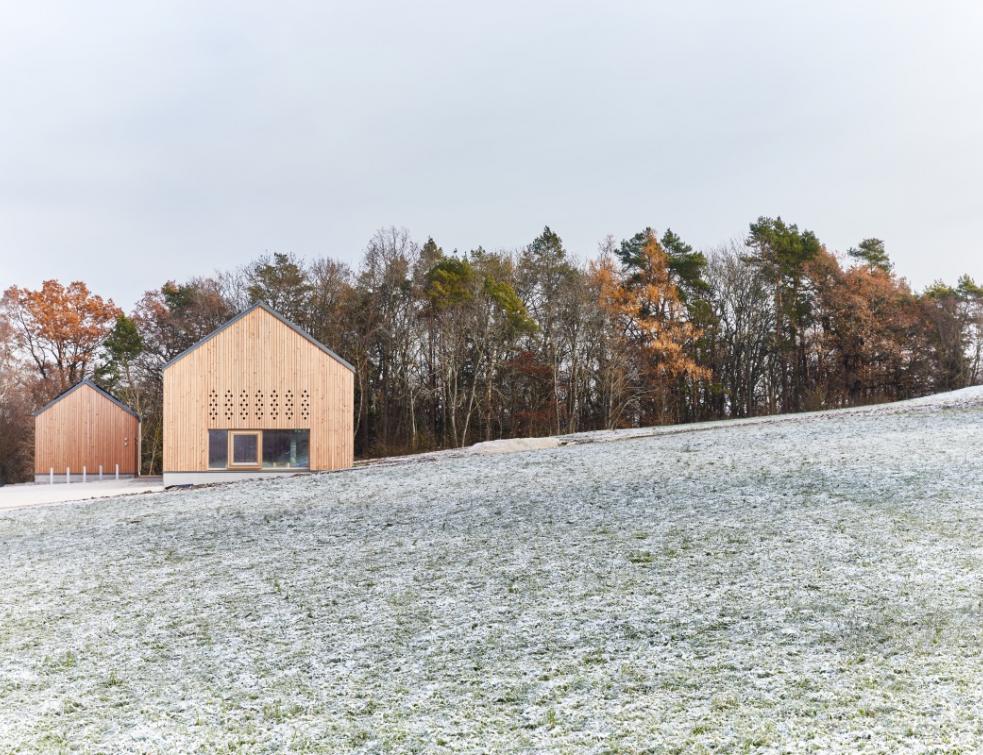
[[1, 389, 982, 751]]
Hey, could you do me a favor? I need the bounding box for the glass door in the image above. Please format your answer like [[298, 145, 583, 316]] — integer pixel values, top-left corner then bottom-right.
[[229, 431, 261, 468]]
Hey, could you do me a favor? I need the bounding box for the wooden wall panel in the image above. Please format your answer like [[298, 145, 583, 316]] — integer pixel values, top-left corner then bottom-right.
[[34, 385, 140, 475], [163, 307, 354, 473]]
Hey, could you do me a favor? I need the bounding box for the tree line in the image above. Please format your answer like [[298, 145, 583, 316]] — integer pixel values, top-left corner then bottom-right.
[[2, 218, 981, 482]]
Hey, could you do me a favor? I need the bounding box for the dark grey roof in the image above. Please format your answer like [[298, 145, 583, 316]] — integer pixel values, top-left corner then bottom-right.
[[33, 379, 141, 419], [162, 301, 355, 373]]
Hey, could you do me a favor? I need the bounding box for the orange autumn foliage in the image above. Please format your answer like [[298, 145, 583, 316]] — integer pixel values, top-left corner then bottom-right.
[[590, 231, 709, 426], [2, 280, 121, 396], [595, 232, 709, 381], [806, 249, 924, 403]]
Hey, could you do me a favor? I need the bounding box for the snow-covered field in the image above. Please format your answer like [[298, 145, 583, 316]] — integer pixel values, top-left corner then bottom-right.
[[1, 389, 982, 752]]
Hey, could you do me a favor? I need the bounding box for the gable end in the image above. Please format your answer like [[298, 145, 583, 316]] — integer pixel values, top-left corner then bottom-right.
[[162, 302, 354, 373], [33, 380, 140, 419]]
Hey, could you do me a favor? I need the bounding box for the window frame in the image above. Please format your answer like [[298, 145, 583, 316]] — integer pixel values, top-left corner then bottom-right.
[[228, 431, 262, 468]]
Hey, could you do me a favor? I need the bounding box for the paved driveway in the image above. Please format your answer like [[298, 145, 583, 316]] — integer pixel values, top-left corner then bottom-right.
[[0, 478, 165, 511]]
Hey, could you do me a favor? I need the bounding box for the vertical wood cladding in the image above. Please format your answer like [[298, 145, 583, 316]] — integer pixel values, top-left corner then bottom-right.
[[34, 383, 140, 475]]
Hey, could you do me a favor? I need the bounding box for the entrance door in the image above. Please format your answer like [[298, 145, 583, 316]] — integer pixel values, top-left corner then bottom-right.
[[229, 431, 261, 468]]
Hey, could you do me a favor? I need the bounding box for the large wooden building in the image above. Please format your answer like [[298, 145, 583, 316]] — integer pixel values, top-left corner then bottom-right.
[[162, 302, 354, 486], [34, 380, 141, 482]]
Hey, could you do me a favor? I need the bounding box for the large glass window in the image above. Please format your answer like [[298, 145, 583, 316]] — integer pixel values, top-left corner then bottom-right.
[[208, 430, 228, 469], [262, 430, 310, 468]]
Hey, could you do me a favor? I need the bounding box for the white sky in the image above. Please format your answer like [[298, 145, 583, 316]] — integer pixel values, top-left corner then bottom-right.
[[1, 0, 981, 309]]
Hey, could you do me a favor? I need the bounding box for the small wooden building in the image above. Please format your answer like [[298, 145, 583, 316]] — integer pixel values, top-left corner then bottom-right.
[[34, 380, 141, 482], [162, 302, 354, 486]]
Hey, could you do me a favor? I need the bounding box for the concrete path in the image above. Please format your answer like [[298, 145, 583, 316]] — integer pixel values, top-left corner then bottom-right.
[[0, 478, 165, 511]]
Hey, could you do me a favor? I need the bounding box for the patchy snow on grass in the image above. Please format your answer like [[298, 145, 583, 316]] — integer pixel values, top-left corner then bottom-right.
[[1, 388, 982, 751]]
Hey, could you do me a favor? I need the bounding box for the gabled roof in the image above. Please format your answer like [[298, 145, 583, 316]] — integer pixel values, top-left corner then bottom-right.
[[162, 301, 355, 373], [33, 379, 140, 419]]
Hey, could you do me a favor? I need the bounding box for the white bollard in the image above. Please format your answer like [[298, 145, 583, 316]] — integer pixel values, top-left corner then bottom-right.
[[66, 467, 71, 484], [115, 464, 119, 480], [82, 466, 87, 483], [49, 468, 54, 485], [99, 465, 103, 481]]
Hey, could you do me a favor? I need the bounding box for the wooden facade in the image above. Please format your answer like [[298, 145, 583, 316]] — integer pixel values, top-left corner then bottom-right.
[[162, 303, 354, 483], [34, 381, 140, 479]]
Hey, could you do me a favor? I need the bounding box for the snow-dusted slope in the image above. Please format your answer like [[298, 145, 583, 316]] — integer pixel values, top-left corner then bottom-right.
[[1, 388, 982, 751]]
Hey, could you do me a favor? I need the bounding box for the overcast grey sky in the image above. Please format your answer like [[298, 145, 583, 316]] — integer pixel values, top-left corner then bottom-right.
[[1, 0, 981, 309]]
